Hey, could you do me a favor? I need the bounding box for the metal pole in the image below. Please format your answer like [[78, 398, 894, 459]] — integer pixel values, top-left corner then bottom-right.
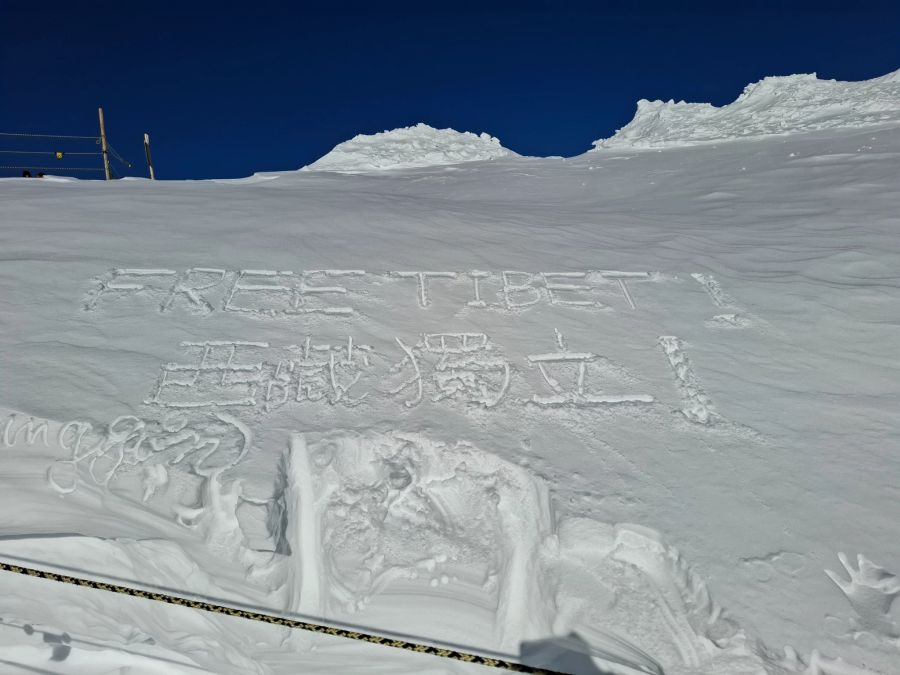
[[98, 107, 112, 180], [143, 133, 156, 180]]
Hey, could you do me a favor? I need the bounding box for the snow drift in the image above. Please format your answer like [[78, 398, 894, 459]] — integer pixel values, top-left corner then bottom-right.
[[303, 123, 516, 172], [595, 68, 900, 150]]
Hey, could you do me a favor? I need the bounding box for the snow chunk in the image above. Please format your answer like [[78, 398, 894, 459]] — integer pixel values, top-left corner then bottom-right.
[[304, 123, 516, 172], [594, 69, 900, 150]]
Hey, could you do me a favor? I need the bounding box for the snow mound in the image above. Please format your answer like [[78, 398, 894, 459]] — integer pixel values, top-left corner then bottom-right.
[[304, 123, 516, 172], [595, 68, 900, 150]]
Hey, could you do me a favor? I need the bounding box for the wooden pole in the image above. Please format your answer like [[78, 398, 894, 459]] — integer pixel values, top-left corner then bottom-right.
[[98, 107, 112, 180], [143, 133, 156, 180]]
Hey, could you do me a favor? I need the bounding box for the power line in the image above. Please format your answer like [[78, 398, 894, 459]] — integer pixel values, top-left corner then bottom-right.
[[0, 165, 104, 172], [0, 150, 101, 156], [0, 131, 100, 141]]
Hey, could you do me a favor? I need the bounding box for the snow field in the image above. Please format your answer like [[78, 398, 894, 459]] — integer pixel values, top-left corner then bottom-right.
[[1, 68, 899, 674]]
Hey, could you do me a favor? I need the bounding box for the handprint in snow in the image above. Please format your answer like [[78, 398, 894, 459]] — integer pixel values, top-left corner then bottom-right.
[[826, 552, 899, 638]]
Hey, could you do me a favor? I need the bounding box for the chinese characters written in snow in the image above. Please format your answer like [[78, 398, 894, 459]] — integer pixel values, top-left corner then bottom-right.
[[143, 332, 718, 425]]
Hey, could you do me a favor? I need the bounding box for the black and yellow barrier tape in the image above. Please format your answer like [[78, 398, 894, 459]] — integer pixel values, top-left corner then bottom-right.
[[0, 560, 567, 674]]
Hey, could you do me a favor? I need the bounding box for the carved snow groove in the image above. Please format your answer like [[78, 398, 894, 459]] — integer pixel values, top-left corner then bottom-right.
[[499, 270, 649, 310], [658, 336, 719, 424], [466, 270, 491, 307], [43, 413, 250, 497], [601, 271, 649, 310], [87, 268, 366, 316], [161, 268, 227, 313], [141, 332, 661, 413], [706, 313, 752, 329], [297, 270, 365, 315], [2, 414, 50, 447], [388, 337, 424, 407], [691, 273, 755, 330], [526, 329, 653, 406], [500, 271, 542, 308], [387, 270, 650, 311], [390, 271, 457, 308], [146, 338, 379, 411], [145, 335, 517, 412], [84, 268, 177, 310], [541, 272, 602, 307], [307, 269, 367, 276], [146, 341, 268, 409], [85, 267, 654, 314], [826, 552, 900, 638], [691, 273, 735, 308], [143, 332, 713, 416], [224, 269, 357, 316], [223, 269, 293, 314], [388, 332, 511, 408], [422, 332, 488, 353], [281, 336, 374, 408]]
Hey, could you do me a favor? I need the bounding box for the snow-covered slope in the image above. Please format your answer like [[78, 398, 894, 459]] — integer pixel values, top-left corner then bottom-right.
[[2, 73, 900, 675], [303, 123, 516, 172], [595, 69, 900, 149]]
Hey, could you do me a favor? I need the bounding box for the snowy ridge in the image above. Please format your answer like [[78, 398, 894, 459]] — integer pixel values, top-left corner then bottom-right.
[[594, 69, 900, 149], [303, 123, 515, 172]]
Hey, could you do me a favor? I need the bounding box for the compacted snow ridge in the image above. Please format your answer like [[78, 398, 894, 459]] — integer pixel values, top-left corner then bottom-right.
[[595, 69, 900, 150], [1, 69, 899, 674], [302, 122, 516, 172]]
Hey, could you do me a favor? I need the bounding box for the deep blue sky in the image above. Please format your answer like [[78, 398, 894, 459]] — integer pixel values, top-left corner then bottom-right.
[[2, 1, 897, 179]]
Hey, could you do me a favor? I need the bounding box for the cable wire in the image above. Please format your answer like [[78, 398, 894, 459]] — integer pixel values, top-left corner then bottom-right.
[[0, 131, 100, 141], [0, 150, 101, 156], [0, 165, 104, 172], [108, 143, 133, 168]]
